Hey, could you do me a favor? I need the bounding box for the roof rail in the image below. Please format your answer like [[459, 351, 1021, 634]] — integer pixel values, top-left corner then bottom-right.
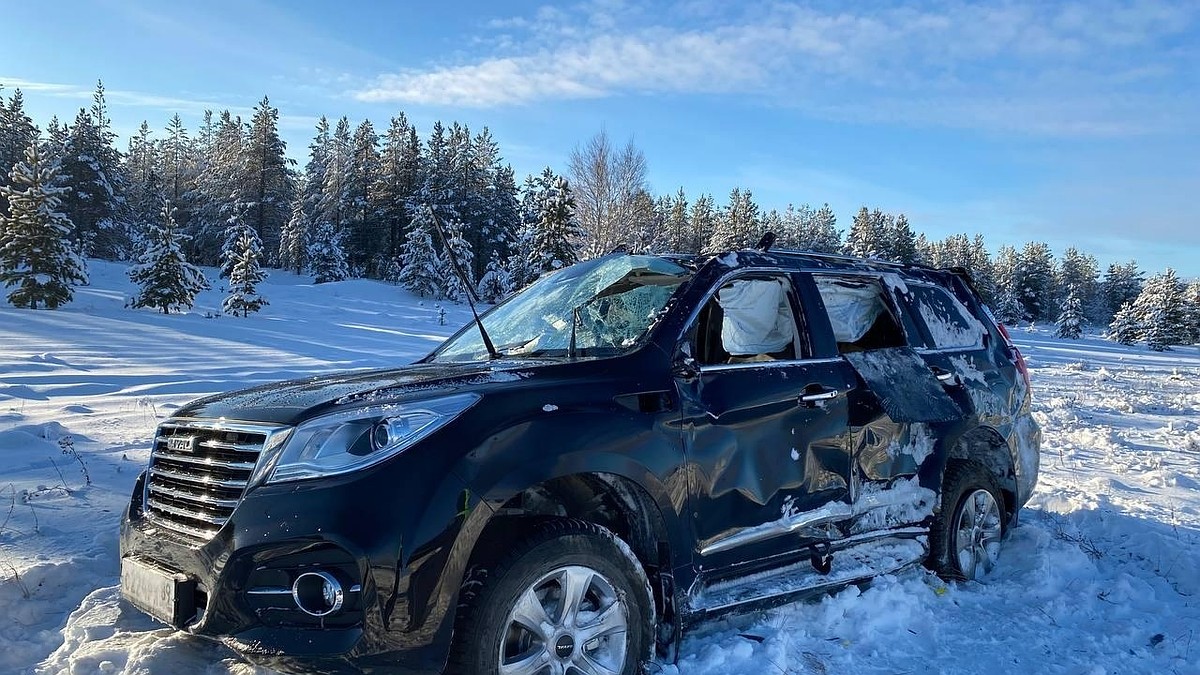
[[766, 247, 912, 268]]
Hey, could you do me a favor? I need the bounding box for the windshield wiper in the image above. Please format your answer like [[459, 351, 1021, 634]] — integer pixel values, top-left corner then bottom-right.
[[427, 207, 500, 360], [568, 306, 580, 359]]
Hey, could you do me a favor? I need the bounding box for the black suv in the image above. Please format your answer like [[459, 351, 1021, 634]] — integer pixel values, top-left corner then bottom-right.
[[120, 247, 1040, 674]]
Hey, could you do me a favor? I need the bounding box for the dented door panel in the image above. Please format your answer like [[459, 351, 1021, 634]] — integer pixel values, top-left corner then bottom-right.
[[679, 359, 856, 569]]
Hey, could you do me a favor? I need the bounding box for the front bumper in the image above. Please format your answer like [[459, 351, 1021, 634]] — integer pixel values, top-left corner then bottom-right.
[[119, 466, 473, 674]]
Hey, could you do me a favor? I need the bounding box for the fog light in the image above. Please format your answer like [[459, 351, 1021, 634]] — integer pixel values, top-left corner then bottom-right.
[[292, 570, 344, 617]]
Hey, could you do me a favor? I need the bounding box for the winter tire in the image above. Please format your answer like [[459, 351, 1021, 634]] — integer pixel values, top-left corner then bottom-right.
[[450, 519, 654, 675], [929, 460, 1006, 581]]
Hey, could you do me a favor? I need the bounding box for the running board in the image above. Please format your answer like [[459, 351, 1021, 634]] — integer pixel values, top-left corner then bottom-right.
[[688, 534, 928, 617]]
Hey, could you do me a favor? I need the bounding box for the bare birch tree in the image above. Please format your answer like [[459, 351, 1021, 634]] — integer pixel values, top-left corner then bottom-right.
[[568, 130, 647, 259]]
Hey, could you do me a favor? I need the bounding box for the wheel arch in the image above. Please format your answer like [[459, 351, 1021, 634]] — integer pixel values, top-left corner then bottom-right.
[[942, 425, 1018, 521]]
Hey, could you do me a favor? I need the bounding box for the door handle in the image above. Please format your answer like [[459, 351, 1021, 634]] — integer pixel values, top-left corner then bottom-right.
[[931, 367, 958, 384], [799, 389, 840, 404]]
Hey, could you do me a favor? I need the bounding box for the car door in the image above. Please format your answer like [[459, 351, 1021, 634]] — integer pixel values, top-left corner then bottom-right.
[[674, 272, 856, 572], [903, 278, 1009, 429], [808, 273, 963, 532]]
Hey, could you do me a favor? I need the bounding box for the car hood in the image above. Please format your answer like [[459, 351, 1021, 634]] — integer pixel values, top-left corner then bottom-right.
[[172, 361, 547, 426]]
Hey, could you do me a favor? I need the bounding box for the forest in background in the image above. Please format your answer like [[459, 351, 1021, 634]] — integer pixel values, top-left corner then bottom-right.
[[1, 81, 1198, 349]]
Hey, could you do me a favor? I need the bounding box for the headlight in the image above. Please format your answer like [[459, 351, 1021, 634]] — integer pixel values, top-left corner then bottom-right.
[[258, 393, 480, 484]]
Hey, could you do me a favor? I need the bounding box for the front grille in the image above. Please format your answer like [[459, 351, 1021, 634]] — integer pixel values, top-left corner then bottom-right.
[[146, 419, 288, 546]]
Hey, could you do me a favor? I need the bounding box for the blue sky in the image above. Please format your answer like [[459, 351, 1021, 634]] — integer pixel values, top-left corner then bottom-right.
[[3, 0, 1198, 276]]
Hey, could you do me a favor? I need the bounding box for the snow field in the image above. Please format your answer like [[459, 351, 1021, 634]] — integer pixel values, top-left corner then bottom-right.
[[0, 261, 1197, 674]]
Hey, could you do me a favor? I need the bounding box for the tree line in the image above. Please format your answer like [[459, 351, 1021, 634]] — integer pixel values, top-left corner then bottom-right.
[[1, 82, 1197, 349]]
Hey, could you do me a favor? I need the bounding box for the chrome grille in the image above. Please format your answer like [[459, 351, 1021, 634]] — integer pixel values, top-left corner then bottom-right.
[[145, 419, 288, 546]]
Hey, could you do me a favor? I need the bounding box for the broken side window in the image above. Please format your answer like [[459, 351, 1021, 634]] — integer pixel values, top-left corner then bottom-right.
[[813, 276, 908, 353], [693, 277, 804, 365]]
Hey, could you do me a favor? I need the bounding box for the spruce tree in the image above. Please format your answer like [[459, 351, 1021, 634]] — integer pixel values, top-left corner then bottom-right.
[[705, 188, 759, 253], [845, 207, 886, 259], [690, 194, 717, 256], [1134, 269, 1186, 351], [1055, 286, 1084, 339], [0, 88, 40, 218], [1014, 242, 1058, 322], [58, 82, 130, 259], [1107, 301, 1140, 345], [476, 251, 513, 303], [527, 172, 581, 275], [398, 207, 440, 298], [1101, 261, 1144, 322], [223, 226, 268, 317], [887, 214, 918, 264], [220, 220, 260, 279], [806, 203, 841, 254], [306, 222, 349, 284], [344, 119, 381, 274], [128, 200, 208, 314], [0, 142, 88, 309], [436, 218, 475, 301], [1184, 281, 1200, 345], [245, 97, 294, 264]]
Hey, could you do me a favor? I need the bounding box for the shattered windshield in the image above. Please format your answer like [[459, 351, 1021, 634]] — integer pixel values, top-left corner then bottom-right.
[[431, 255, 691, 362]]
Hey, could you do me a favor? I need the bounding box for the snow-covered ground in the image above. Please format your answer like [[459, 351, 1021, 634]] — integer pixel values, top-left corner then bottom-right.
[[1, 261, 1197, 674]]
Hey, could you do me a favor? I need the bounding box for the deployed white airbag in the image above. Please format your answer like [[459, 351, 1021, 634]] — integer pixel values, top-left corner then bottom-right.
[[816, 279, 886, 343], [718, 280, 794, 355]]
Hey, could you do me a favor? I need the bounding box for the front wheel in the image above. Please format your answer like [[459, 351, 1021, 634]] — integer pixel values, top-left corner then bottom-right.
[[928, 461, 1006, 581], [451, 519, 653, 675]]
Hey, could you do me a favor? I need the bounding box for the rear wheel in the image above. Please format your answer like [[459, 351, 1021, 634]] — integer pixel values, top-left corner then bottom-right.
[[451, 519, 653, 675], [929, 461, 1005, 581]]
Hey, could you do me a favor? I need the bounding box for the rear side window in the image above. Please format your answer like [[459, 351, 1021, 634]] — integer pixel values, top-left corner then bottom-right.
[[909, 285, 986, 350], [813, 276, 909, 353]]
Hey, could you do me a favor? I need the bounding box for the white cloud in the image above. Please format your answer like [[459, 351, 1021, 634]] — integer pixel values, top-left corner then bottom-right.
[[351, 0, 1199, 136]]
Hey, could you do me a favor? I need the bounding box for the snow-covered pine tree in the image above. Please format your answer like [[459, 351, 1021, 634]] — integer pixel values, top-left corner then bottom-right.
[[128, 199, 208, 314], [278, 192, 308, 274], [220, 220, 260, 279], [476, 251, 513, 303], [0, 88, 40, 219], [1101, 261, 1144, 323], [1133, 268, 1187, 351], [1055, 285, 1084, 339], [321, 117, 353, 235], [344, 119, 381, 275], [280, 117, 332, 273], [223, 226, 268, 317], [1057, 247, 1101, 323], [887, 214, 918, 264], [398, 207, 440, 298], [689, 194, 717, 256], [663, 188, 691, 253], [844, 207, 886, 259], [1014, 242, 1058, 322], [436, 218, 475, 301], [1184, 280, 1200, 345], [992, 286, 1023, 326], [245, 97, 294, 265], [0, 142, 88, 309], [306, 222, 349, 284], [806, 203, 841, 254], [705, 187, 759, 253], [1107, 301, 1140, 345], [373, 114, 423, 264], [527, 173, 581, 276], [188, 110, 249, 265], [58, 82, 130, 260]]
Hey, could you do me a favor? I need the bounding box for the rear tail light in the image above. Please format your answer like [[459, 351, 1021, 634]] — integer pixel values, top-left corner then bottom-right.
[[996, 323, 1032, 390]]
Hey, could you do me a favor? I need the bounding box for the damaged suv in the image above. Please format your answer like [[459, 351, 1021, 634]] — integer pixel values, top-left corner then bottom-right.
[[120, 246, 1040, 674]]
